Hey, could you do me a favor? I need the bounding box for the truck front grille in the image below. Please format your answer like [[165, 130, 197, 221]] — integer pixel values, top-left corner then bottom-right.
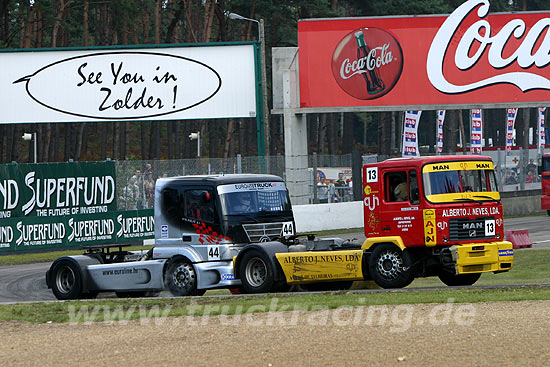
[[449, 217, 494, 241], [242, 223, 284, 243]]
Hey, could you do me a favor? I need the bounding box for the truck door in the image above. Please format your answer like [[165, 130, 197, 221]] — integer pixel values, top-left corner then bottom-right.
[[380, 169, 424, 246]]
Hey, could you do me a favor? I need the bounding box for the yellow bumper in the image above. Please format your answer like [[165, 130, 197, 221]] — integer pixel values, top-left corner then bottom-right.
[[450, 241, 514, 274]]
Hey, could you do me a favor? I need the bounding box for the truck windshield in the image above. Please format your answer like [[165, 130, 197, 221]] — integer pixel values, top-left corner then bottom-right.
[[422, 161, 499, 203], [218, 182, 291, 215]]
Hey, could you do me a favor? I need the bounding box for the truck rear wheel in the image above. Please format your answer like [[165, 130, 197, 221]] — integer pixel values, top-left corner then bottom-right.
[[239, 250, 275, 294], [368, 244, 415, 289], [164, 260, 204, 296], [438, 271, 481, 286], [50, 260, 83, 300]]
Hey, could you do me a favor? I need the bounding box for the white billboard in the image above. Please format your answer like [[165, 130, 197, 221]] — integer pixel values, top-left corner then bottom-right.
[[0, 44, 257, 123]]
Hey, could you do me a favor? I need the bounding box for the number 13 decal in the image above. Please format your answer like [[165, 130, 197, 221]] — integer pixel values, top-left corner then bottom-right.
[[366, 167, 378, 183]]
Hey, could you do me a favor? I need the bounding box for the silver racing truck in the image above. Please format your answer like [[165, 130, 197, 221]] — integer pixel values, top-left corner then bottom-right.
[[46, 174, 359, 299]]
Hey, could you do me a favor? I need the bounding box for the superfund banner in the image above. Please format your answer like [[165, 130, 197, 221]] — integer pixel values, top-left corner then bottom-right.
[[298, 0, 550, 109], [0, 44, 256, 123], [0, 161, 154, 252]]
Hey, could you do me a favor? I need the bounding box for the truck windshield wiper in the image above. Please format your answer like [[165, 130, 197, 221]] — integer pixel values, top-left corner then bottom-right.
[[452, 198, 482, 205], [472, 195, 500, 202]]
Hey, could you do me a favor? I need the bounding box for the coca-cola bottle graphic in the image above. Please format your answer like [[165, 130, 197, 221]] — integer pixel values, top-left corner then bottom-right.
[[354, 30, 385, 95]]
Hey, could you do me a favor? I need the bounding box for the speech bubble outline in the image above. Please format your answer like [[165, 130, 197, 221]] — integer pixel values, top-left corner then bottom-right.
[[13, 51, 222, 120]]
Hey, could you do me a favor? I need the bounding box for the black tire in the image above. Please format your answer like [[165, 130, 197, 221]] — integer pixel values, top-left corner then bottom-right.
[[301, 281, 353, 292], [547, 210, 550, 216], [368, 244, 415, 289], [238, 250, 275, 294], [50, 260, 83, 300], [438, 271, 481, 286], [83, 292, 98, 299], [164, 259, 203, 296]]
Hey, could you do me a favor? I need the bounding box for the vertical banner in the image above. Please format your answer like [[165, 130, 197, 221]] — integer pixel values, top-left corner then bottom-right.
[[436, 110, 445, 155], [402, 110, 421, 157], [506, 108, 518, 156], [470, 109, 483, 154], [538, 107, 546, 153]]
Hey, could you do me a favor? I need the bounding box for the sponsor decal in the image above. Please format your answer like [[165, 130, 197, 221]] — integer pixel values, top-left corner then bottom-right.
[[221, 273, 235, 281], [499, 249, 514, 257], [423, 209, 437, 246], [331, 27, 403, 99]]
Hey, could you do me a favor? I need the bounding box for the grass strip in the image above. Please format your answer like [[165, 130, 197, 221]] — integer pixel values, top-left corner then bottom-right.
[[1, 285, 550, 324]]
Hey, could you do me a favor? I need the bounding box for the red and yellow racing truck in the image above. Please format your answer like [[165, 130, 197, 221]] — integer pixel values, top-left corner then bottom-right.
[[361, 155, 513, 287]]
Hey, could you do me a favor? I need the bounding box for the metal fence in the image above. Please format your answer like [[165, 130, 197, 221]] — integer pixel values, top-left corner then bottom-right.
[[115, 148, 548, 209]]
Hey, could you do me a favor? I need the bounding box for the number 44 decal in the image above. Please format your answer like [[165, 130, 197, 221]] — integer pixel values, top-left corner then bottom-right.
[[282, 221, 294, 237], [207, 245, 220, 260]]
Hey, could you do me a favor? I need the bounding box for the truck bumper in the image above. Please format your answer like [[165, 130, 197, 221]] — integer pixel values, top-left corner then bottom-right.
[[448, 241, 514, 275], [542, 195, 550, 211]]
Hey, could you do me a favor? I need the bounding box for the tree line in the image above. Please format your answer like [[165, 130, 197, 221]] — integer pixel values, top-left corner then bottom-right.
[[0, 0, 545, 164]]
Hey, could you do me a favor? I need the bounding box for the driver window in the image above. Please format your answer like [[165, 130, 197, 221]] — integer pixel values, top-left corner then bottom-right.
[[185, 190, 214, 222], [386, 171, 408, 202], [408, 170, 420, 205]]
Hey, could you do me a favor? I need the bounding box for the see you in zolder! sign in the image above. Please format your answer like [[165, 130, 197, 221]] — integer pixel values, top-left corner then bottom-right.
[[0, 44, 257, 123], [298, 0, 550, 109]]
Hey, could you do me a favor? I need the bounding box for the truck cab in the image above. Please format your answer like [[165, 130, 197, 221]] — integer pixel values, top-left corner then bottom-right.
[[152, 174, 296, 295], [362, 155, 513, 288]]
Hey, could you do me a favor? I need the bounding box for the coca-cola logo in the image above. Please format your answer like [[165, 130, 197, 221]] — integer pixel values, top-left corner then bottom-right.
[[331, 27, 403, 100], [428, 0, 550, 93]]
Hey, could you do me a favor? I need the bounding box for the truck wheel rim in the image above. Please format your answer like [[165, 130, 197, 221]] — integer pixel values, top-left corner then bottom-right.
[[56, 266, 75, 294], [245, 258, 267, 287], [376, 250, 403, 280], [173, 263, 195, 290]]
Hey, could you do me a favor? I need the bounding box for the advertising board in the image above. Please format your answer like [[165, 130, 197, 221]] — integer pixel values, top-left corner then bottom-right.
[[298, 0, 550, 109]]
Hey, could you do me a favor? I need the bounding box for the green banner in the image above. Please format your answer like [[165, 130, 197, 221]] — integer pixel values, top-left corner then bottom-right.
[[0, 161, 155, 253], [0, 161, 116, 218]]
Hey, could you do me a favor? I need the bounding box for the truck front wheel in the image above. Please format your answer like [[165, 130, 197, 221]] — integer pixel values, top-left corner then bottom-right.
[[239, 250, 275, 294], [164, 260, 205, 296], [368, 244, 415, 289], [438, 271, 481, 286], [50, 260, 83, 300]]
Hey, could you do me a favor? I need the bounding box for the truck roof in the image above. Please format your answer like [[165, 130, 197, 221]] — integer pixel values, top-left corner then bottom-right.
[[156, 174, 285, 187], [370, 155, 493, 168]]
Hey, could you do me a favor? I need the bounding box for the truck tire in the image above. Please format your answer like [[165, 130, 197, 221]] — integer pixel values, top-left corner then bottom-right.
[[368, 244, 415, 289], [164, 259, 204, 296], [50, 260, 83, 300], [547, 210, 550, 216], [302, 281, 353, 292], [438, 271, 481, 286], [239, 250, 275, 294]]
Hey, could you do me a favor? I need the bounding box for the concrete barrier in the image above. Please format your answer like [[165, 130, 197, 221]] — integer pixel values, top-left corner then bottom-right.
[[501, 190, 543, 217], [293, 201, 363, 233], [293, 190, 545, 233]]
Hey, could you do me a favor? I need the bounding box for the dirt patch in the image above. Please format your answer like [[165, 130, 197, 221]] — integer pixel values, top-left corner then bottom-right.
[[2, 300, 549, 366]]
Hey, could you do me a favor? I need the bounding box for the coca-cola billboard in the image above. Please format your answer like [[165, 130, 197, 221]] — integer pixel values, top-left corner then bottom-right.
[[331, 28, 403, 99], [298, 0, 550, 109]]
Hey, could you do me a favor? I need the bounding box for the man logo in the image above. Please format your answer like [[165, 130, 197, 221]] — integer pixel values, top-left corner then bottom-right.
[[469, 229, 476, 237], [259, 235, 271, 243]]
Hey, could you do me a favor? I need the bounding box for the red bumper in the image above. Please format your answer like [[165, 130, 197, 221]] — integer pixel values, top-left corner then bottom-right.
[[542, 195, 550, 210]]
